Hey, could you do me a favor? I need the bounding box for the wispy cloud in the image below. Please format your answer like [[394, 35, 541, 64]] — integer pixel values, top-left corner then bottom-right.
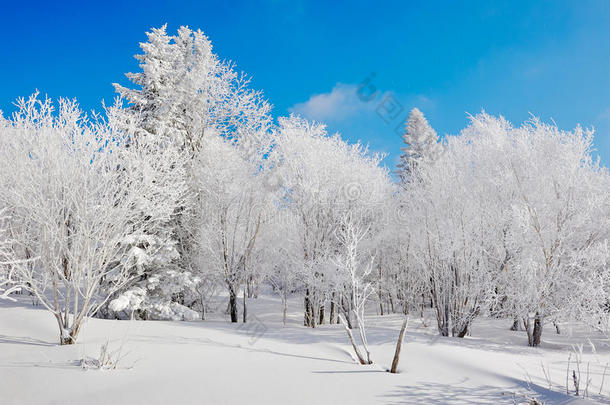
[[289, 83, 365, 122], [289, 82, 434, 125]]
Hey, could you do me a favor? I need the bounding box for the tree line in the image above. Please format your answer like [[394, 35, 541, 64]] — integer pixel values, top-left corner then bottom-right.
[[0, 26, 608, 350]]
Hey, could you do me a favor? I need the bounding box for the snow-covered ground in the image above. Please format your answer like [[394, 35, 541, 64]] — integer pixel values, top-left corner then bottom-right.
[[1, 294, 609, 405]]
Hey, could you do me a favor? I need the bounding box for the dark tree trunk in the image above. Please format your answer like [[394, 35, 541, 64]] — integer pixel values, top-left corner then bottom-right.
[[60, 336, 75, 345], [341, 294, 352, 329], [246, 276, 252, 298], [329, 293, 336, 324], [438, 302, 450, 337], [523, 314, 543, 347], [532, 313, 543, 346], [304, 288, 314, 327], [378, 264, 384, 315], [390, 317, 409, 373], [456, 323, 469, 338], [229, 286, 238, 323], [510, 317, 520, 331], [319, 302, 325, 325]]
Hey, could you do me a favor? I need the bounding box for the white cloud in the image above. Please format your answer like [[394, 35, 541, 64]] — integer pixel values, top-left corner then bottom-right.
[[289, 83, 435, 127], [289, 83, 368, 122]]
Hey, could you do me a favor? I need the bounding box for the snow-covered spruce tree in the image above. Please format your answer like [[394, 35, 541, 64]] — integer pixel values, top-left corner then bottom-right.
[[0, 95, 156, 344], [108, 25, 270, 319], [102, 100, 195, 321], [396, 108, 442, 185], [113, 25, 270, 155]]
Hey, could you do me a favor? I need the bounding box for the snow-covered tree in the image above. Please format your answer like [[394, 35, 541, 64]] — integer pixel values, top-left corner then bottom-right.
[[404, 131, 502, 337], [192, 133, 271, 322], [400, 111, 610, 344], [259, 215, 302, 325], [0, 94, 165, 344], [108, 25, 271, 319], [466, 114, 610, 346], [371, 191, 425, 318], [271, 115, 391, 328], [335, 212, 375, 365], [0, 210, 23, 301], [113, 25, 270, 154], [397, 108, 442, 184], [102, 100, 194, 321]]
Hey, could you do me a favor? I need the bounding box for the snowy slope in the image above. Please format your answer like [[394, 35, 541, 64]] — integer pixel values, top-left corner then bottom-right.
[[0, 295, 608, 405]]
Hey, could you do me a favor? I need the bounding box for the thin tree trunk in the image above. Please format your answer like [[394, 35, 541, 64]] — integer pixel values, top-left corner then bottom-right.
[[304, 288, 314, 327], [378, 264, 384, 315], [437, 300, 449, 337], [524, 317, 534, 346], [70, 322, 82, 344], [57, 316, 80, 345], [247, 275, 253, 298], [329, 293, 336, 325], [242, 287, 247, 323], [354, 310, 373, 364], [56, 314, 72, 345], [319, 302, 325, 325], [341, 294, 352, 329], [533, 313, 543, 346], [338, 314, 367, 365], [390, 317, 409, 373], [229, 285, 238, 323], [282, 295, 287, 326]]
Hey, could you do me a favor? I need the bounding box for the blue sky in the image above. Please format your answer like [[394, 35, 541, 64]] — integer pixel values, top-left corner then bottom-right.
[[2, 0, 610, 169]]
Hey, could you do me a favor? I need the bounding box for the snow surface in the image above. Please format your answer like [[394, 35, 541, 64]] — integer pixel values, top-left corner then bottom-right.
[[1, 294, 608, 405]]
